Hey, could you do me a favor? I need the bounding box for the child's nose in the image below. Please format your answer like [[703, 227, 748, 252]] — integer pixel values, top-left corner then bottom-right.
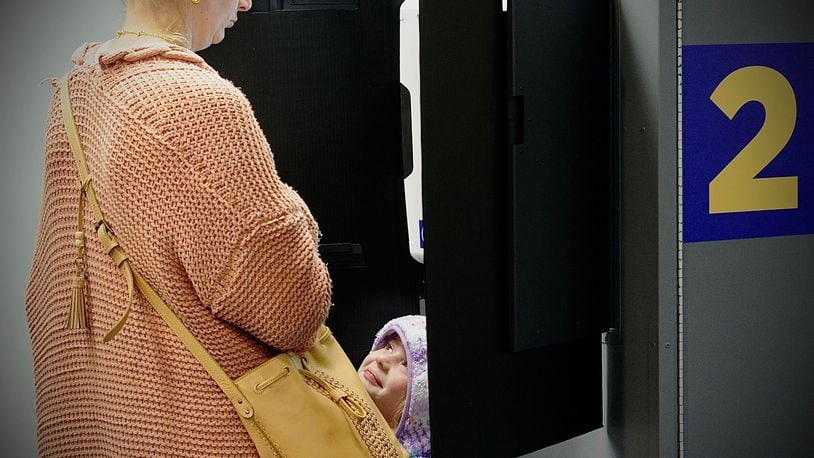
[[376, 355, 391, 367], [376, 353, 398, 369]]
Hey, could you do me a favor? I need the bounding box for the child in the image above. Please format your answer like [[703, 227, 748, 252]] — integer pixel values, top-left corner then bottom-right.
[[357, 315, 431, 457]]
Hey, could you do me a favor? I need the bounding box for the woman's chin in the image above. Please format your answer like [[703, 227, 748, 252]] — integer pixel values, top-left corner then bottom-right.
[[194, 33, 224, 52]]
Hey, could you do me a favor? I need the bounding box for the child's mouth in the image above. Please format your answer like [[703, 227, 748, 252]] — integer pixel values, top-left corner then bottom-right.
[[364, 369, 381, 387]]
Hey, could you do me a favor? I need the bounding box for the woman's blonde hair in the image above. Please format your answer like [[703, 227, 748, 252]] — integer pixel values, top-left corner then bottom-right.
[[125, 0, 190, 45]]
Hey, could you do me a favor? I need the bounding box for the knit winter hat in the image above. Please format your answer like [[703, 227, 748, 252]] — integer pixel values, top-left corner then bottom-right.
[[371, 315, 430, 457]]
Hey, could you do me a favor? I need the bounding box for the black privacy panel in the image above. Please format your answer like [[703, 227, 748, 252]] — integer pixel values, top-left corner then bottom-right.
[[200, 0, 422, 365], [422, 0, 608, 454], [509, 0, 613, 350]]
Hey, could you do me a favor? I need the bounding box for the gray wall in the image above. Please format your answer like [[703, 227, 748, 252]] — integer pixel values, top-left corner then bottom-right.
[[682, 1, 814, 456], [606, 0, 680, 456], [0, 2, 121, 456]]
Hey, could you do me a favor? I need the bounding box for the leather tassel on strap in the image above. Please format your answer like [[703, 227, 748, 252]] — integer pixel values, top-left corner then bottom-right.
[[67, 269, 87, 329], [66, 217, 88, 329]]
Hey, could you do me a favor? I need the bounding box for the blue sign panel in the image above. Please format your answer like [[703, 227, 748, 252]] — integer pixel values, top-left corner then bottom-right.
[[683, 43, 814, 242], [419, 219, 424, 249]]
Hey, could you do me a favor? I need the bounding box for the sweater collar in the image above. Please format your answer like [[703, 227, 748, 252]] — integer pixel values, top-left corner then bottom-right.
[[72, 42, 206, 67]]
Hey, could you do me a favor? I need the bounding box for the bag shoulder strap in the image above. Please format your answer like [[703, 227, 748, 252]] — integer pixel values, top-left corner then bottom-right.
[[59, 77, 252, 415], [132, 269, 254, 416], [59, 78, 105, 225]]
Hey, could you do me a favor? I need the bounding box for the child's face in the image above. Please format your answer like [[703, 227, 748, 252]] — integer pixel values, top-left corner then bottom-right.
[[358, 336, 409, 425]]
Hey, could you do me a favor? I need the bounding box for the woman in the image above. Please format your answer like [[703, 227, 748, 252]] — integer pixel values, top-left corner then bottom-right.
[[25, 0, 333, 455]]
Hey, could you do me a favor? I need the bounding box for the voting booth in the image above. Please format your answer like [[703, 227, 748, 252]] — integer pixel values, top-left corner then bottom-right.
[[202, 0, 614, 455]]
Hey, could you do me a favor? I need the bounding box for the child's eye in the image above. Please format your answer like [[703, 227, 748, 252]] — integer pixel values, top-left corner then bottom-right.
[[386, 343, 393, 351]]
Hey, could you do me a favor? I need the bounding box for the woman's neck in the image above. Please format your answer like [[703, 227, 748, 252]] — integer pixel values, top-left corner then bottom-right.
[[101, 33, 171, 57], [112, 6, 189, 49]]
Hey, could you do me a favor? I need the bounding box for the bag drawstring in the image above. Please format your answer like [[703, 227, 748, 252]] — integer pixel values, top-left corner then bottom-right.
[[298, 362, 367, 420]]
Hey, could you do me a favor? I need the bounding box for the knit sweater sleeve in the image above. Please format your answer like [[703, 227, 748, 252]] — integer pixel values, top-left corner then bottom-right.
[[154, 70, 331, 352]]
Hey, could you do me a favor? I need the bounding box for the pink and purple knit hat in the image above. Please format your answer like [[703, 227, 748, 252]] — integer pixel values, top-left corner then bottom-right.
[[371, 315, 431, 458]]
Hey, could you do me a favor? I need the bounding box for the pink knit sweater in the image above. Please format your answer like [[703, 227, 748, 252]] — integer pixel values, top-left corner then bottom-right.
[[26, 42, 332, 457]]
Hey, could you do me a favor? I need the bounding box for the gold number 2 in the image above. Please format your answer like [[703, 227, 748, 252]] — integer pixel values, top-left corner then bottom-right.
[[708, 66, 798, 214]]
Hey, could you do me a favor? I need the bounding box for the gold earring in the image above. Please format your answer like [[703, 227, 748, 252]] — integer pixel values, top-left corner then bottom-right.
[[191, 0, 200, 4]]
